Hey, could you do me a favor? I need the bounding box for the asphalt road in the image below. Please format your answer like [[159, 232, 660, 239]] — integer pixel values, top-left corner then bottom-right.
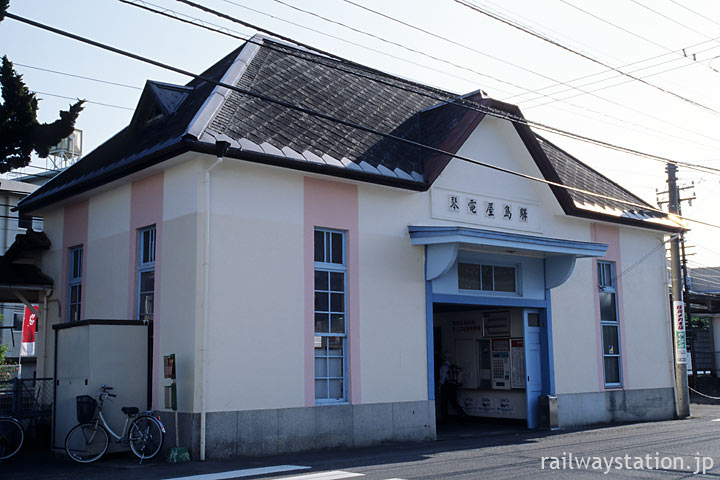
[[6, 403, 720, 479]]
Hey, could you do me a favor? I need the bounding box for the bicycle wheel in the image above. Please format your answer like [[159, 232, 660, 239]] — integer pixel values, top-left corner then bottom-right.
[[129, 416, 163, 460], [65, 422, 109, 463], [0, 417, 24, 460]]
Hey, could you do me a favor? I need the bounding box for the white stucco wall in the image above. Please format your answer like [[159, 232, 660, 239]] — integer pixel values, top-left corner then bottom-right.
[[85, 185, 131, 319]]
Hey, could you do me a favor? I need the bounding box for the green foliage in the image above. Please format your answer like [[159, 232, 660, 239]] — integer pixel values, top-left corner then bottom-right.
[[0, 0, 8, 23], [0, 55, 85, 173], [0, 343, 7, 364]]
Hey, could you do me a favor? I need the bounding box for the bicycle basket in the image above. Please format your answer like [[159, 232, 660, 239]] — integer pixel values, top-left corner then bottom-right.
[[76, 395, 97, 423]]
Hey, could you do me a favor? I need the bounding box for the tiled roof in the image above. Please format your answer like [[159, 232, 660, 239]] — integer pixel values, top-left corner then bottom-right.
[[17, 36, 681, 232]]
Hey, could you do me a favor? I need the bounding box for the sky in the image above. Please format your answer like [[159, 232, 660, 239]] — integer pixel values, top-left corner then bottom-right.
[[1, 0, 719, 270]]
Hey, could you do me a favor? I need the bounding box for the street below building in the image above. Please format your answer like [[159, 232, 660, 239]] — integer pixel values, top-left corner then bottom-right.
[[6, 403, 720, 479]]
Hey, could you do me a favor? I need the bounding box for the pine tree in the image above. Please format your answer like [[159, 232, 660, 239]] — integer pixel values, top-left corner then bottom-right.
[[0, 2, 85, 173]]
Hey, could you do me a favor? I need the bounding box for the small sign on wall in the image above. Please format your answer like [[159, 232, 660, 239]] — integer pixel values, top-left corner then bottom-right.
[[432, 188, 540, 233]]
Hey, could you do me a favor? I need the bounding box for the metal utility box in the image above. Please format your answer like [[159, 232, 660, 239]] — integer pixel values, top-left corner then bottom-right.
[[538, 394, 558, 429], [52, 320, 149, 452]]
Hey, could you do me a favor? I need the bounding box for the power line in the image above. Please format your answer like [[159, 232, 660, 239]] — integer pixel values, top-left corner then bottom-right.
[[175, 0, 720, 177], [503, 36, 720, 103], [557, 0, 720, 74], [454, 0, 720, 117], [629, 0, 720, 48], [667, 0, 720, 31], [10, 10, 720, 231], [9, 11, 716, 228], [14, 62, 143, 90], [335, 0, 720, 151], [35, 91, 134, 111]]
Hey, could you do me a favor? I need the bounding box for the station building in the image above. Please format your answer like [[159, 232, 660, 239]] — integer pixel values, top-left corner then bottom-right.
[[13, 35, 682, 457]]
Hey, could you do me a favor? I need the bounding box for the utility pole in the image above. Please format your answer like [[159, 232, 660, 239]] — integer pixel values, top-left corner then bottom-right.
[[667, 162, 690, 418]]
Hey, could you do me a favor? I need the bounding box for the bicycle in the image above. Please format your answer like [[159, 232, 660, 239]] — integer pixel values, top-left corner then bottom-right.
[[65, 385, 165, 464], [0, 416, 23, 460]]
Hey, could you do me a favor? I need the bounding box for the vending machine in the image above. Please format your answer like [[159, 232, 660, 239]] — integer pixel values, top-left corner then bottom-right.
[[491, 338, 511, 389]]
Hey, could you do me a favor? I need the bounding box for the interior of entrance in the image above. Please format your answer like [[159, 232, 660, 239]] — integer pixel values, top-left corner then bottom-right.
[[434, 303, 533, 430]]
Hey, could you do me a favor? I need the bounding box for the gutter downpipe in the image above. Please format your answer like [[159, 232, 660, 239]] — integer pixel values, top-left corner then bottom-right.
[[200, 140, 230, 462]]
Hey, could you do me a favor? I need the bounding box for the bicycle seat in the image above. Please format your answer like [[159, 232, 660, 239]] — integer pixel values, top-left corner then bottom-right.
[[121, 407, 139, 415]]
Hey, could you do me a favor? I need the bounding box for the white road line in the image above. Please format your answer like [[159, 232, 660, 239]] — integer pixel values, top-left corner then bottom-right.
[[711, 418, 720, 422], [273, 471, 364, 480], [162, 465, 310, 480]]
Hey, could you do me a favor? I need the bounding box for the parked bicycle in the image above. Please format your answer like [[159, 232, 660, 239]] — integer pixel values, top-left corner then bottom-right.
[[65, 385, 165, 463], [0, 416, 23, 460]]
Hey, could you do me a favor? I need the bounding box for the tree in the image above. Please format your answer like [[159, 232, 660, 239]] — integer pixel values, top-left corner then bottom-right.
[[0, 1, 85, 173]]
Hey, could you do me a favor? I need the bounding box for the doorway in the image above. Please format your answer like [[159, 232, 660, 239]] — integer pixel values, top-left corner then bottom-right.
[[433, 303, 547, 432]]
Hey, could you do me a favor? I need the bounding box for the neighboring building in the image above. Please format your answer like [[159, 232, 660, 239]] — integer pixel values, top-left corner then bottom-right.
[[687, 267, 720, 377], [16, 35, 683, 458], [0, 176, 48, 378]]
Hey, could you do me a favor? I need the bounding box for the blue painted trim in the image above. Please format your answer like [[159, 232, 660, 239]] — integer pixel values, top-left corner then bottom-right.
[[426, 279, 435, 401], [432, 293, 547, 308], [544, 287, 556, 394], [409, 225, 607, 257]]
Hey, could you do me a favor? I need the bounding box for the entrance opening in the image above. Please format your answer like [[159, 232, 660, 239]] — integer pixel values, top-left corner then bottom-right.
[[433, 303, 541, 436]]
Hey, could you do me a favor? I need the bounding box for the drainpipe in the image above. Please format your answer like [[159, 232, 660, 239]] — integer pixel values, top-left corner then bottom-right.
[[200, 140, 230, 462]]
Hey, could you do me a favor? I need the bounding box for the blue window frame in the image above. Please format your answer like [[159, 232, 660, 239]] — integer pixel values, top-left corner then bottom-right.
[[68, 246, 83, 322], [598, 261, 621, 387], [314, 228, 347, 403], [137, 226, 156, 322]]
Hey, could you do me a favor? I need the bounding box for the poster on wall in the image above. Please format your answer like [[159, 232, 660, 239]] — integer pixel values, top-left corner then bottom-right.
[[511, 339, 525, 389]]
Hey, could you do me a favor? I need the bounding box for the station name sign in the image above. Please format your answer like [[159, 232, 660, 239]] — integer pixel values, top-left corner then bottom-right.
[[431, 188, 540, 233]]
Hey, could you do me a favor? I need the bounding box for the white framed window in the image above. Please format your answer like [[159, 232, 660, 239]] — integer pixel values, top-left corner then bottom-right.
[[458, 262, 518, 293], [314, 228, 347, 403], [137, 226, 156, 322], [598, 261, 621, 387], [68, 246, 83, 322]]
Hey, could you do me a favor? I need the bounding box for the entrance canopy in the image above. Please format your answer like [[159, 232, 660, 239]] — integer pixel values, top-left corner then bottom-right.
[[409, 226, 608, 288]]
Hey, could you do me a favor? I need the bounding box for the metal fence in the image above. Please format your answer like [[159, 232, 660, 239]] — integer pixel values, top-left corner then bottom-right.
[[0, 377, 53, 420]]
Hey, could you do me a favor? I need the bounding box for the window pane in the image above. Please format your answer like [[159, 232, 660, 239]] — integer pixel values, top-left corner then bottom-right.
[[327, 337, 343, 356], [599, 263, 613, 288], [603, 325, 620, 355], [69, 304, 79, 322], [139, 293, 154, 316], [458, 263, 480, 290], [330, 293, 344, 312], [140, 271, 154, 292], [315, 313, 329, 333], [314, 357, 327, 377], [13, 313, 22, 331], [330, 272, 344, 292], [604, 356, 620, 384], [331, 314, 345, 334], [328, 379, 343, 399], [481, 266, 493, 291], [599, 292, 617, 322], [315, 379, 328, 399], [328, 357, 343, 377], [314, 230, 325, 262], [331, 233, 343, 264], [314, 270, 328, 291], [315, 291, 329, 312], [494, 267, 516, 292]]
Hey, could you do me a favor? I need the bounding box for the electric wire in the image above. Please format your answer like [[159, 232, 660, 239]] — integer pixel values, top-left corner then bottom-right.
[[503, 36, 720, 103], [14, 63, 143, 90], [34, 91, 134, 111], [129, 0, 719, 152], [7, 11, 720, 230], [171, 0, 720, 177], [268, 0, 720, 148], [334, 0, 720, 150], [557, 0, 720, 74], [667, 0, 720, 31], [629, 0, 720, 47], [454, 0, 720, 117]]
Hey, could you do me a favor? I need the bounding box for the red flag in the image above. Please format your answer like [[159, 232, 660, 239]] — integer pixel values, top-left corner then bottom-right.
[[20, 306, 37, 357]]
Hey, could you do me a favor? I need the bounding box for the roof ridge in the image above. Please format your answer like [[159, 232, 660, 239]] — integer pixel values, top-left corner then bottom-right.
[[184, 38, 264, 140]]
